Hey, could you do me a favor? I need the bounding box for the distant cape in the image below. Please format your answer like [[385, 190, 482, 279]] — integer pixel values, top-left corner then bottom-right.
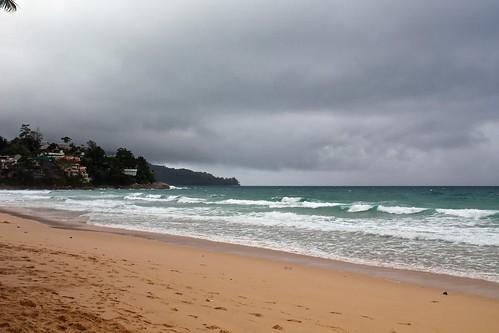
[[150, 165, 240, 186]]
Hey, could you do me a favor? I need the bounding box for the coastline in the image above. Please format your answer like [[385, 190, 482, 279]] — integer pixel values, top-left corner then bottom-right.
[[2, 205, 499, 300], [1, 209, 499, 332], [0, 182, 170, 190]]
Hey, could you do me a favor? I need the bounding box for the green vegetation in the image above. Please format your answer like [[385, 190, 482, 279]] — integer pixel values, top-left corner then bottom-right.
[[150, 165, 239, 186], [0, 124, 155, 187]]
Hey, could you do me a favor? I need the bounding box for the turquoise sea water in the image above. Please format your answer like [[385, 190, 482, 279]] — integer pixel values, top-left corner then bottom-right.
[[1, 186, 498, 282]]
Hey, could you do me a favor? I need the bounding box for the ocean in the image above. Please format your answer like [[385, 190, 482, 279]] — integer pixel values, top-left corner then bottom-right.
[[1, 186, 498, 283]]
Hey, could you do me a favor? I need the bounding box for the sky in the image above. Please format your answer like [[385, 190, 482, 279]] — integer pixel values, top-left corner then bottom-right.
[[1, 0, 499, 185]]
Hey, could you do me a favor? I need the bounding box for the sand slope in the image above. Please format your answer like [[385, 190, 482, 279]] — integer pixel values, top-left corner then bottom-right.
[[1, 212, 498, 333]]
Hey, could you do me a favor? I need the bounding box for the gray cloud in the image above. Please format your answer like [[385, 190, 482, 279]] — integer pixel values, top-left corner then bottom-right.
[[1, 0, 499, 184]]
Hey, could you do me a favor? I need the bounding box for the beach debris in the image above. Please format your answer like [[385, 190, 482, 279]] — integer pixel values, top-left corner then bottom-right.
[[272, 324, 284, 330], [442, 291, 448, 295]]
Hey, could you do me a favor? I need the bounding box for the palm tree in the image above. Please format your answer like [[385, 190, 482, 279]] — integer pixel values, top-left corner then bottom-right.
[[0, 0, 17, 12]]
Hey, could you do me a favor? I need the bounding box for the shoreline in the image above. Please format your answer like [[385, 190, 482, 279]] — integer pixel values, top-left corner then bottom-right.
[[0, 182, 171, 190], [2, 205, 499, 300], [1, 209, 499, 332]]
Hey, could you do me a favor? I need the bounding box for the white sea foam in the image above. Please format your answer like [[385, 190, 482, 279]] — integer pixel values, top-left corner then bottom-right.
[[377, 205, 427, 215], [347, 204, 374, 212], [169, 186, 189, 190], [436, 208, 498, 219], [63, 198, 124, 210], [16, 195, 52, 200], [218, 199, 275, 206], [217, 197, 342, 209], [0, 190, 52, 195], [177, 196, 207, 204], [3, 188, 499, 283]]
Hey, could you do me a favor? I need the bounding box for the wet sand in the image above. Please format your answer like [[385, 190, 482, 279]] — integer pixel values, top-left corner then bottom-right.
[[1, 211, 499, 332]]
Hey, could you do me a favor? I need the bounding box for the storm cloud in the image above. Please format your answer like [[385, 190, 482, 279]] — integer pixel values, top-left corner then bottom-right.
[[1, 0, 498, 184]]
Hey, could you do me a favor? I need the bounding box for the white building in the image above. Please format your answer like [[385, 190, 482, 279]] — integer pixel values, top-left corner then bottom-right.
[[123, 168, 138, 176], [0, 155, 21, 170]]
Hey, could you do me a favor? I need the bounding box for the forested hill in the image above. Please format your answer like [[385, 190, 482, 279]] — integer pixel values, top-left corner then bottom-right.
[[150, 165, 240, 186]]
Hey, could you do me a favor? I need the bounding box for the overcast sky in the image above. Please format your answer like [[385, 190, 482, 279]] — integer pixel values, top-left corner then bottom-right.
[[1, 0, 498, 185]]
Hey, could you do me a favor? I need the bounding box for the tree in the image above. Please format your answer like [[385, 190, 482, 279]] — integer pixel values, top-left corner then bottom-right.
[[136, 156, 155, 184], [0, 136, 8, 154], [0, 0, 17, 12], [16, 124, 42, 154], [114, 148, 136, 169], [82, 140, 109, 185], [108, 148, 136, 185], [61, 136, 72, 144]]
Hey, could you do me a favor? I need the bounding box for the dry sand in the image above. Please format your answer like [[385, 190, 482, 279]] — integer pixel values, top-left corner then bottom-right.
[[1, 211, 498, 333]]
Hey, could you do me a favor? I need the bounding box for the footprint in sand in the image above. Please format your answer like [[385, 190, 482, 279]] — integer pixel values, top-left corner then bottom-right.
[[360, 315, 374, 320], [272, 324, 284, 330], [214, 306, 227, 311], [204, 324, 220, 330], [397, 322, 412, 326], [249, 313, 263, 317], [287, 319, 302, 323], [330, 311, 342, 315]]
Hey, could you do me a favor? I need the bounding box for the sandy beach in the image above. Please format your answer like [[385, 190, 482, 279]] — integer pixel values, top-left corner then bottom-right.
[[1, 211, 499, 333]]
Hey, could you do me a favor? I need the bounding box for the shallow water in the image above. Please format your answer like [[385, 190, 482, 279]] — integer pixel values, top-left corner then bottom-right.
[[1, 186, 498, 282]]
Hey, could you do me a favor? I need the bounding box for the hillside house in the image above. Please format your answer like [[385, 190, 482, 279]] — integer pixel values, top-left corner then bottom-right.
[[123, 168, 138, 176]]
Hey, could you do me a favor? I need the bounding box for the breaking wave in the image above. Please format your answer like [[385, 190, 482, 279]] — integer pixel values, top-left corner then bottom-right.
[[347, 204, 374, 212], [436, 209, 498, 219], [377, 205, 428, 215]]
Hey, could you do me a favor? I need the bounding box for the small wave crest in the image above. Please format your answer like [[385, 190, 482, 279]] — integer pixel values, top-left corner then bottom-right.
[[124, 193, 179, 202], [436, 208, 498, 219], [217, 197, 341, 209], [347, 204, 374, 213], [377, 205, 427, 215], [177, 196, 207, 204], [0, 189, 52, 195]]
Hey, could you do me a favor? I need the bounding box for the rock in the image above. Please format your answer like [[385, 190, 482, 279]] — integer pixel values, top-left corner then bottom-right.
[[129, 182, 170, 189], [150, 182, 170, 189]]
